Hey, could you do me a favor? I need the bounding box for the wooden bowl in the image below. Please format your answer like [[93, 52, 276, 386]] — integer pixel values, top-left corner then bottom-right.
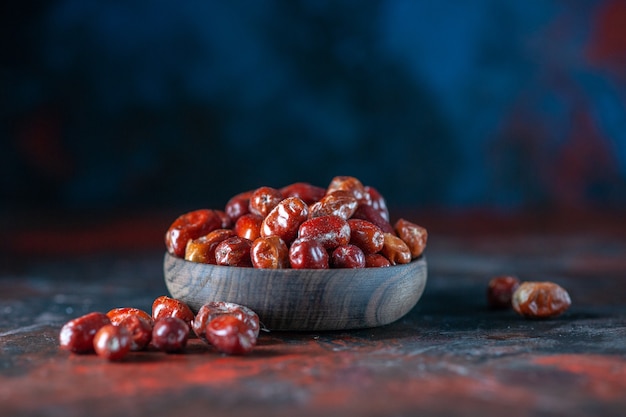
[[164, 252, 427, 331]]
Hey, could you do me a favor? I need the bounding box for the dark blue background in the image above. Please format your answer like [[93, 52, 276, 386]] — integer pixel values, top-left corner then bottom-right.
[[3, 0, 626, 214]]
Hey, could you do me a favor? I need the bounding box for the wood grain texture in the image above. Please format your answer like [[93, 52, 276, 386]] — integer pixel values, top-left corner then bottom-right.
[[164, 252, 427, 331]]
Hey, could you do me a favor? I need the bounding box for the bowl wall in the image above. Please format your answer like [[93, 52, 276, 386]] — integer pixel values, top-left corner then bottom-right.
[[164, 252, 427, 331]]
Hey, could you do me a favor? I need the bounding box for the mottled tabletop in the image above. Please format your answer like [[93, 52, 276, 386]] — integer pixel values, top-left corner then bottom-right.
[[1, 212, 625, 417]]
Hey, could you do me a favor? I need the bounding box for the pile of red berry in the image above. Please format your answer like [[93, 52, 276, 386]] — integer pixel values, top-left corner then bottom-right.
[[59, 296, 259, 360], [165, 176, 427, 269]]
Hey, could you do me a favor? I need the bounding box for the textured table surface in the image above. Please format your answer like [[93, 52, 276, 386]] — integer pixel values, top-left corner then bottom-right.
[[1, 213, 625, 417]]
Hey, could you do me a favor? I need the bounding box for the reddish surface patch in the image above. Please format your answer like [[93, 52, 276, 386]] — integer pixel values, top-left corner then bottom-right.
[[533, 354, 626, 401]]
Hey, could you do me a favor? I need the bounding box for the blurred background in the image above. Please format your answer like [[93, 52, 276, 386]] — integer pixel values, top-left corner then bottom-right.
[[2, 0, 626, 242]]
